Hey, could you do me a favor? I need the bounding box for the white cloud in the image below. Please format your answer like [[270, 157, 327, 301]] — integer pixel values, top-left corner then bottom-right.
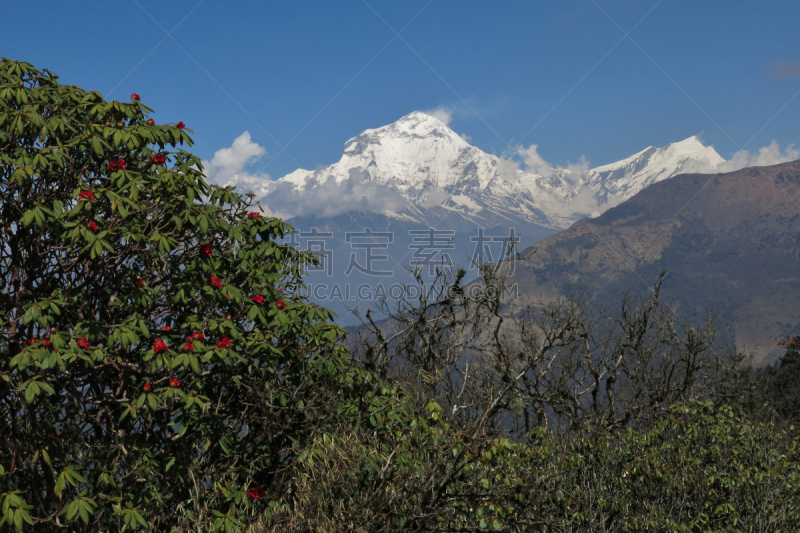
[[717, 141, 800, 173], [259, 169, 407, 220], [499, 143, 591, 182], [202, 132, 268, 185], [516, 144, 556, 176], [422, 107, 453, 126]]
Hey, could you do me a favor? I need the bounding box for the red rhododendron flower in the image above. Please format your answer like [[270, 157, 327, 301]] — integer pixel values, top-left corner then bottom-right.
[[251, 294, 264, 305], [131, 93, 140, 101], [42, 339, 51, 347], [143, 383, 151, 392], [154, 338, 168, 354], [78, 191, 95, 201], [161, 326, 172, 331], [247, 211, 260, 219], [108, 159, 126, 171], [275, 301, 286, 310], [190, 332, 204, 341], [177, 121, 185, 129], [147, 118, 155, 125], [182, 342, 194, 352], [169, 378, 180, 388], [247, 486, 264, 501], [88, 221, 98, 231], [206, 275, 223, 288], [153, 153, 167, 165], [135, 278, 145, 287], [76, 338, 90, 349], [47, 433, 60, 442], [199, 244, 213, 258], [217, 337, 232, 349], [26, 338, 37, 345]]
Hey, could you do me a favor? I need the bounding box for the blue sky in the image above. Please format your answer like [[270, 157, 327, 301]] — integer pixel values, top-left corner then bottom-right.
[[4, 0, 800, 180]]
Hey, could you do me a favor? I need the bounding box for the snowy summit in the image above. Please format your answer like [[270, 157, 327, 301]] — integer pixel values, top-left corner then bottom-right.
[[233, 111, 727, 229]]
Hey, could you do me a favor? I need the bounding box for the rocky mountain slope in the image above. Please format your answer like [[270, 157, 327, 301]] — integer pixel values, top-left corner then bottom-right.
[[507, 160, 800, 366]]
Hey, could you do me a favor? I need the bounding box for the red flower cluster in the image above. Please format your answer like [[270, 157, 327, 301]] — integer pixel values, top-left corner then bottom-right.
[[182, 342, 194, 352], [206, 275, 223, 289], [189, 332, 205, 341], [275, 301, 286, 310], [76, 338, 90, 349], [251, 294, 264, 305], [153, 153, 167, 165], [78, 191, 95, 201], [26, 338, 52, 347], [88, 221, 98, 231], [131, 93, 140, 101], [246, 486, 264, 501], [199, 244, 213, 258], [217, 337, 232, 349], [108, 159, 127, 171], [177, 121, 185, 129], [154, 338, 168, 354], [135, 278, 145, 287], [169, 378, 180, 388], [147, 118, 155, 125], [143, 383, 151, 392], [247, 211, 260, 219], [47, 433, 60, 442], [161, 326, 172, 331]]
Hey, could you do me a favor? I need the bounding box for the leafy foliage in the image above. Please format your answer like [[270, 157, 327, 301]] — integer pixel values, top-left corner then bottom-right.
[[763, 336, 800, 421], [0, 58, 356, 531], [271, 401, 800, 531]]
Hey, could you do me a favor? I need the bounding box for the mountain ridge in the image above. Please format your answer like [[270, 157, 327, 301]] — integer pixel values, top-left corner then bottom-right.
[[232, 111, 726, 232], [508, 160, 800, 366]]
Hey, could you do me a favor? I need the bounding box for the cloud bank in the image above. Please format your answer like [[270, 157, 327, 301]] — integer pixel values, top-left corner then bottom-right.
[[718, 141, 800, 172], [259, 169, 408, 220]]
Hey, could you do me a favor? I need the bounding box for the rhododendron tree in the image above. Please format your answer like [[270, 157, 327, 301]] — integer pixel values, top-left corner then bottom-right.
[[0, 59, 359, 531]]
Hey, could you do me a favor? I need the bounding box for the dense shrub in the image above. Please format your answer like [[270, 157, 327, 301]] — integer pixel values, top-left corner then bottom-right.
[[275, 401, 800, 531], [0, 58, 364, 531]]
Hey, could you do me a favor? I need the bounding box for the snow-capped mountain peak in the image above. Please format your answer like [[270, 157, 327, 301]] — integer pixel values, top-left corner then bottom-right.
[[344, 111, 468, 152], [587, 135, 725, 201], [281, 110, 490, 193], [241, 113, 726, 230]]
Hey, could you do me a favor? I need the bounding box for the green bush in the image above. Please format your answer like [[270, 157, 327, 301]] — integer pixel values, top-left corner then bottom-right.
[[0, 58, 359, 531], [274, 401, 800, 531]]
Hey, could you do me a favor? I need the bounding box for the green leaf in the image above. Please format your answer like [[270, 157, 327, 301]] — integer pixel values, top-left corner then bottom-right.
[[55, 472, 66, 495], [189, 354, 201, 374]]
